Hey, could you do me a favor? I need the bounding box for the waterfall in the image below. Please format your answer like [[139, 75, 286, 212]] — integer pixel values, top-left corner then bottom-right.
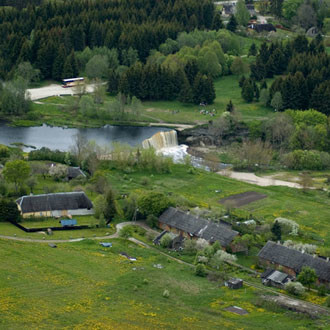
[[142, 130, 178, 150]]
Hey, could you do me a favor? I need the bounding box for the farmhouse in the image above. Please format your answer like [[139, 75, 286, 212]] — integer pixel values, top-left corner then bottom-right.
[[16, 192, 93, 218], [248, 23, 276, 33], [258, 241, 330, 286], [158, 207, 242, 251]]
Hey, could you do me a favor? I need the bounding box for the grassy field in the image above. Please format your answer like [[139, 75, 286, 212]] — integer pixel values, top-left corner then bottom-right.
[[0, 238, 328, 329], [12, 75, 274, 128], [105, 165, 330, 248], [1, 164, 329, 247]]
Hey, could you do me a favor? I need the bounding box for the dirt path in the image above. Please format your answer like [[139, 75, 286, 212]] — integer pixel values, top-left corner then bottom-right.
[[218, 170, 302, 189]]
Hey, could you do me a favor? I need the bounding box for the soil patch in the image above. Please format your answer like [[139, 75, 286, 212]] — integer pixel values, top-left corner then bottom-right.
[[224, 306, 248, 315], [219, 191, 267, 207]]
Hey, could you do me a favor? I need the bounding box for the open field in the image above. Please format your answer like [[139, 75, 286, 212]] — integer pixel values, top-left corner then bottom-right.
[[1, 164, 329, 247], [0, 238, 328, 329], [104, 165, 330, 247], [12, 76, 275, 128]]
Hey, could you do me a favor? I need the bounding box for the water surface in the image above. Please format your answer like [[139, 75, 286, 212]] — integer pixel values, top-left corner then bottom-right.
[[0, 124, 171, 151]]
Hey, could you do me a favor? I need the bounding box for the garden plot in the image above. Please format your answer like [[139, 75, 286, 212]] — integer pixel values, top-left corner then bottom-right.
[[219, 191, 267, 207]]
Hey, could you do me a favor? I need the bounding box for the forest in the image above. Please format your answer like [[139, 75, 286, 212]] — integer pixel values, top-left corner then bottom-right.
[[0, 0, 215, 79]]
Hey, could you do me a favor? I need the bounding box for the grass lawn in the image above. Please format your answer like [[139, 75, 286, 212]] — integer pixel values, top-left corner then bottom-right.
[[105, 165, 330, 248], [13, 75, 275, 128], [0, 238, 328, 329]]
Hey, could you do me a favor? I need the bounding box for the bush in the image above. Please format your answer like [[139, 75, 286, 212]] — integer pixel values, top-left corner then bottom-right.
[[195, 263, 207, 277], [160, 233, 172, 248], [317, 285, 327, 297], [138, 192, 174, 217], [146, 214, 158, 228], [163, 289, 170, 298], [285, 281, 305, 296], [0, 199, 21, 223], [119, 225, 133, 238], [183, 239, 197, 254], [282, 150, 330, 170]]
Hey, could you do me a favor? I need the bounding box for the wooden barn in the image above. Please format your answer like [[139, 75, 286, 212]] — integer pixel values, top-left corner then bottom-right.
[[158, 207, 243, 252], [16, 192, 94, 218], [258, 241, 330, 287]]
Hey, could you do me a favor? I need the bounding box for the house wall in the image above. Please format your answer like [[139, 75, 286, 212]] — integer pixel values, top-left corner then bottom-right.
[[22, 209, 94, 218], [158, 221, 192, 239]]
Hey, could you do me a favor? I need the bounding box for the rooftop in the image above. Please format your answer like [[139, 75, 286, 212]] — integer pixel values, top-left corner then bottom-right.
[[159, 207, 238, 246], [258, 241, 330, 282], [16, 192, 93, 213]]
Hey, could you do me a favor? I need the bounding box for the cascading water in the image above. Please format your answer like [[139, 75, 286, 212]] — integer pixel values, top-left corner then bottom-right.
[[142, 130, 230, 170], [142, 130, 189, 163]]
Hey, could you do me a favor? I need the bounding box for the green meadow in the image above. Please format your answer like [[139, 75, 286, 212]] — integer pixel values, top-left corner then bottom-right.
[[0, 238, 328, 329], [14, 75, 274, 128]]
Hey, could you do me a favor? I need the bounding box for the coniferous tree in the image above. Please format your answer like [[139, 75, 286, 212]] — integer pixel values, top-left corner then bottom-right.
[[226, 15, 238, 32], [239, 75, 246, 88], [104, 188, 117, 223], [248, 43, 257, 57], [52, 46, 66, 80], [107, 70, 119, 95], [184, 60, 199, 86], [192, 73, 215, 105], [179, 75, 193, 103], [271, 220, 282, 241], [270, 0, 283, 17], [241, 78, 254, 102], [226, 100, 234, 112], [212, 11, 224, 30]]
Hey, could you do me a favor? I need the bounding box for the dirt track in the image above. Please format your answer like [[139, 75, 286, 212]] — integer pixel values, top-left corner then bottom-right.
[[26, 84, 97, 101], [218, 170, 302, 189]]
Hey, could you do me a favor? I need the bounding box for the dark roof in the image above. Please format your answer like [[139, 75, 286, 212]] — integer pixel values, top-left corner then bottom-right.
[[249, 23, 276, 32], [159, 207, 238, 246], [258, 241, 330, 282], [68, 167, 86, 179], [16, 192, 93, 213]]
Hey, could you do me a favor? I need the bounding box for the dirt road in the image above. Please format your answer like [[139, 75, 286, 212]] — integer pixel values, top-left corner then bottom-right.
[[26, 84, 97, 101], [218, 170, 302, 188]]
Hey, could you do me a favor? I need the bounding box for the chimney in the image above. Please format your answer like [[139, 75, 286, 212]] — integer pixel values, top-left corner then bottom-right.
[[313, 254, 316, 258], [327, 257, 329, 262], [277, 241, 280, 244]]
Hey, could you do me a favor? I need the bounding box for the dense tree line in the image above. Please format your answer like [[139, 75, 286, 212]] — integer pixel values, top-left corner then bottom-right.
[[0, 0, 215, 80], [112, 61, 215, 104], [243, 36, 330, 115]]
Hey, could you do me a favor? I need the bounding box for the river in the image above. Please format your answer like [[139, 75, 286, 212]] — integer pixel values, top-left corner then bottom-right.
[[0, 124, 171, 151]]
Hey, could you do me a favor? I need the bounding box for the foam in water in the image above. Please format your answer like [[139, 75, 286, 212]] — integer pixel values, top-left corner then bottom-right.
[[142, 130, 189, 162]]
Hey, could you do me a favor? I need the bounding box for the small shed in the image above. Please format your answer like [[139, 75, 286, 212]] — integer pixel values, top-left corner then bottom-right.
[[261, 269, 292, 288], [226, 278, 243, 289], [60, 219, 77, 227]]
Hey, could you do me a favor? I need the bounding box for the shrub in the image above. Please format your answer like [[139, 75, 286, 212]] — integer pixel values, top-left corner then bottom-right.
[[160, 233, 172, 248], [0, 199, 21, 223], [282, 150, 330, 170], [285, 281, 305, 296], [317, 285, 327, 297], [141, 177, 150, 186], [196, 238, 209, 251], [195, 263, 207, 277], [98, 215, 106, 228], [163, 289, 170, 298], [275, 218, 299, 236], [119, 225, 133, 238], [184, 239, 197, 254], [146, 214, 158, 228], [137, 192, 174, 217], [93, 195, 107, 219]]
